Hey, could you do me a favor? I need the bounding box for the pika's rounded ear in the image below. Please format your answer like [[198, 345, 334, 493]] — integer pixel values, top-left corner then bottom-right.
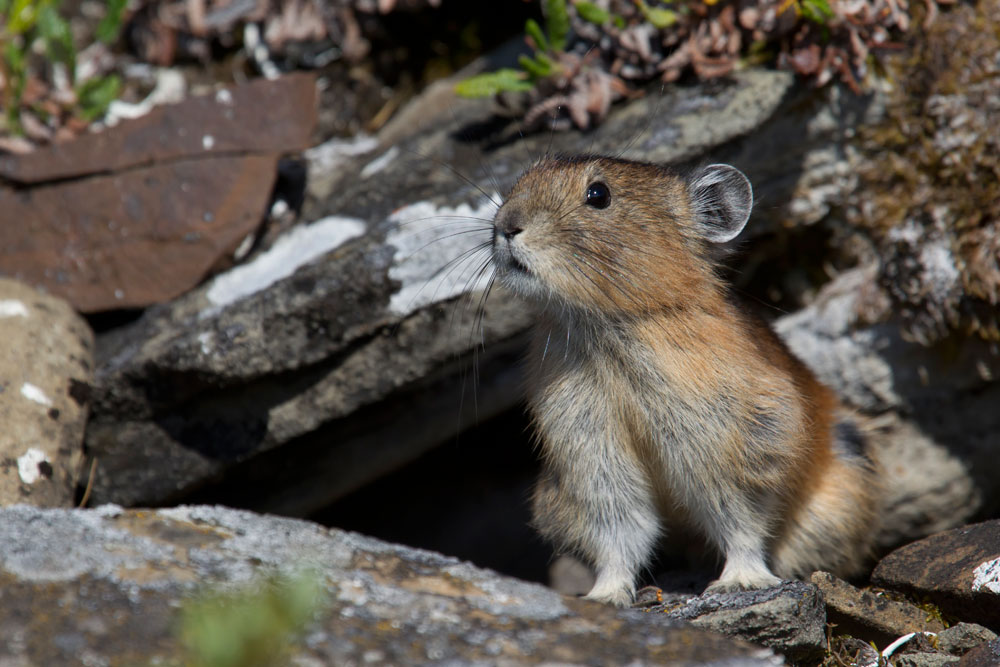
[[687, 164, 753, 244]]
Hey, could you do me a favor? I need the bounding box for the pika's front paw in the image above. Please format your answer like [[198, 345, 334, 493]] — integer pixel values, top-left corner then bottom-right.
[[703, 573, 781, 595]]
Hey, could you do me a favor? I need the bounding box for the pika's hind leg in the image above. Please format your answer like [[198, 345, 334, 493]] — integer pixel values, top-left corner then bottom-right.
[[703, 533, 781, 594], [696, 494, 781, 594], [771, 442, 880, 579], [531, 447, 660, 607]]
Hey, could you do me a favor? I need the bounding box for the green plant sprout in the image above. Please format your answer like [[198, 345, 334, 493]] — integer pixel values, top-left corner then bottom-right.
[[455, 0, 845, 102], [637, 0, 678, 28], [456, 0, 573, 97], [178, 571, 328, 667], [1, 0, 125, 135]]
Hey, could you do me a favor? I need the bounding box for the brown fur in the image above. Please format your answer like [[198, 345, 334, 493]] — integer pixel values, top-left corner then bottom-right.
[[492, 156, 881, 605]]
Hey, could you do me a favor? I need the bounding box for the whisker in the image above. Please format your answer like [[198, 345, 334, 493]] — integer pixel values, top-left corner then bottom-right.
[[449, 104, 505, 204], [399, 146, 502, 209], [517, 128, 534, 170], [395, 229, 493, 266], [472, 268, 495, 339], [460, 253, 498, 325], [615, 83, 665, 160], [398, 241, 493, 317], [395, 215, 495, 227], [570, 247, 651, 314], [544, 106, 559, 159]]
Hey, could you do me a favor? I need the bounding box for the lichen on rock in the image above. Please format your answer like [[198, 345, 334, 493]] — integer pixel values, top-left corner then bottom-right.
[[852, 0, 1000, 345]]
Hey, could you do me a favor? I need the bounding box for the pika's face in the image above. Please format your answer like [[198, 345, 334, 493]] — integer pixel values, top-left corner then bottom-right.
[[492, 157, 752, 315]]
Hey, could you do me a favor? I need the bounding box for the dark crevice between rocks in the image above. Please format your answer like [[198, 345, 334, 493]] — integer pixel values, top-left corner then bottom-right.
[[85, 308, 147, 335], [312, 404, 552, 586], [173, 332, 531, 511]]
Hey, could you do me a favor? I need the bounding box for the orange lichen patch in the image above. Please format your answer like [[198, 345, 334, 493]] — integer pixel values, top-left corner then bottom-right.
[[347, 552, 410, 583], [115, 564, 200, 586], [347, 551, 488, 599], [397, 574, 487, 599], [112, 511, 232, 550]]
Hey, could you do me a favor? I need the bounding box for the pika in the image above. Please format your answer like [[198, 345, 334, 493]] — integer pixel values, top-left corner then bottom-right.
[[491, 155, 880, 606]]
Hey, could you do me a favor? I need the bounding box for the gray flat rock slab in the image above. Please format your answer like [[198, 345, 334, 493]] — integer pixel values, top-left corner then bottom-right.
[[0, 504, 781, 666]]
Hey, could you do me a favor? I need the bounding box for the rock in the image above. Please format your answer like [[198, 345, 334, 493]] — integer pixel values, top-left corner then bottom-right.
[[871, 520, 1000, 632], [958, 638, 1000, 667], [0, 155, 280, 313], [810, 571, 945, 644], [0, 74, 317, 313], [84, 68, 802, 511], [79, 51, 998, 562], [0, 280, 93, 506], [0, 73, 317, 184], [776, 268, 1000, 548], [0, 504, 782, 665], [889, 633, 958, 667], [645, 580, 827, 663], [937, 623, 998, 656], [895, 653, 960, 667]]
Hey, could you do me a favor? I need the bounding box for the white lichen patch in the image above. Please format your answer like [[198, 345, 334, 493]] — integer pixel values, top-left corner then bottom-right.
[[0, 299, 29, 318], [205, 216, 366, 310], [972, 557, 1000, 594], [385, 197, 499, 316], [17, 448, 50, 484], [232, 232, 256, 261], [361, 146, 399, 178], [20, 383, 52, 407], [197, 332, 214, 355], [304, 135, 378, 172], [886, 220, 922, 245], [918, 239, 961, 302]]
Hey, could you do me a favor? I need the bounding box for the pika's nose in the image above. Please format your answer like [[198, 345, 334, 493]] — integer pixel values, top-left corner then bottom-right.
[[495, 212, 524, 240]]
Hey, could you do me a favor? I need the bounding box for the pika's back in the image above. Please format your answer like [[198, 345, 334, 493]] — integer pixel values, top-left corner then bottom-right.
[[492, 156, 753, 315]]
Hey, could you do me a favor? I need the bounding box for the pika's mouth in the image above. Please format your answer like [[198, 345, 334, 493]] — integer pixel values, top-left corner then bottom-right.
[[506, 253, 530, 274], [493, 235, 530, 275]]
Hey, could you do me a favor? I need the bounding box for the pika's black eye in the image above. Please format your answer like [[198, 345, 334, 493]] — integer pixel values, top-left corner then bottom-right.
[[585, 182, 611, 209]]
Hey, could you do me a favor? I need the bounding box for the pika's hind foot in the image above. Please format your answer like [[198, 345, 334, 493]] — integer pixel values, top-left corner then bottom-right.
[[583, 567, 636, 607], [703, 572, 781, 595]]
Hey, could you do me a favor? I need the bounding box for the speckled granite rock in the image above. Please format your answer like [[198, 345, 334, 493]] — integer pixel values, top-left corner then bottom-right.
[[872, 520, 1000, 632], [0, 504, 781, 665], [644, 580, 827, 663], [0, 279, 92, 507]]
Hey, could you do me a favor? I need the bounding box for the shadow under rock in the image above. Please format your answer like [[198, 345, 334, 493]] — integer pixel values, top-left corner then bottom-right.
[[311, 405, 553, 585]]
